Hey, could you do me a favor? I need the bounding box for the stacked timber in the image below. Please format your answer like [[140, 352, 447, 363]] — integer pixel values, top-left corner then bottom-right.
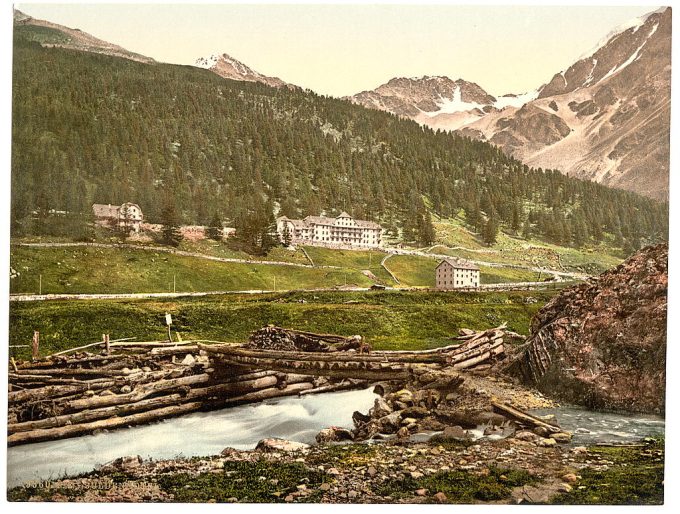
[[8, 324, 519, 446], [7, 340, 355, 446], [445, 325, 512, 372], [246, 326, 370, 353]]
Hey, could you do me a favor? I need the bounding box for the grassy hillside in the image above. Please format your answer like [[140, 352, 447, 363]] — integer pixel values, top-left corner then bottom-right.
[[432, 216, 623, 275], [384, 254, 544, 288], [9, 241, 566, 295], [9, 246, 375, 294], [302, 246, 395, 284], [9, 289, 557, 359]]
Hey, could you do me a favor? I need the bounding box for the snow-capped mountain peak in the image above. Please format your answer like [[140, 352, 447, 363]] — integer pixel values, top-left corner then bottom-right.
[[346, 7, 670, 201], [194, 52, 289, 88]]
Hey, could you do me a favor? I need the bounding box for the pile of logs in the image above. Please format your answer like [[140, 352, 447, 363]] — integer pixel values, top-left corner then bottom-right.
[[8, 323, 523, 447], [8, 341, 356, 447], [444, 323, 524, 373], [246, 326, 370, 353]]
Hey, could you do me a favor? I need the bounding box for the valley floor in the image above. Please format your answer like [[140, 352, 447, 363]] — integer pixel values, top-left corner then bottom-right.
[[8, 436, 664, 504], [8, 289, 554, 361]]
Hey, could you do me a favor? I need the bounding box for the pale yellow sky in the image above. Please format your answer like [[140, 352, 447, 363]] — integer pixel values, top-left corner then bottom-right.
[[16, 3, 661, 97]]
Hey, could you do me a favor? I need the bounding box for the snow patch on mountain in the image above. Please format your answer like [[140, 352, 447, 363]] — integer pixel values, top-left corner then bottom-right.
[[600, 23, 657, 82], [493, 90, 539, 110], [576, 7, 661, 61], [422, 86, 485, 117], [196, 54, 219, 69]]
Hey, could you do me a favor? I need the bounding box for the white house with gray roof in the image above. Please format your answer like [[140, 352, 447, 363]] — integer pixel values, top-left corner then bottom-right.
[[277, 212, 383, 249], [436, 258, 480, 289], [92, 202, 143, 233]]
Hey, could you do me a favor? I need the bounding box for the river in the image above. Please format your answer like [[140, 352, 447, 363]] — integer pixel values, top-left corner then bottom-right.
[[531, 405, 665, 446], [7, 390, 665, 489], [7, 387, 377, 488]]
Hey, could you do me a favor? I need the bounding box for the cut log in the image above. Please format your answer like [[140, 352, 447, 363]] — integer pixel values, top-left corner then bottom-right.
[[9, 393, 186, 433], [211, 381, 314, 409], [61, 373, 212, 412], [491, 401, 561, 433], [150, 345, 199, 356], [11, 368, 134, 378], [298, 381, 363, 396], [8, 374, 306, 434], [8, 381, 316, 446], [47, 337, 135, 358], [201, 344, 447, 364], [9, 383, 113, 404], [8, 402, 204, 446]]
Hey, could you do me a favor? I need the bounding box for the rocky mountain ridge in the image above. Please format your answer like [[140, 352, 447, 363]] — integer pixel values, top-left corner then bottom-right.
[[348, 7, 671, 201], [13, 9, 154, 64]]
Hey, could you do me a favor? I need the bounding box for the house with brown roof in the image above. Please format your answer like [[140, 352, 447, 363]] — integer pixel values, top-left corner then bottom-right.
[[435, 258, 480, 289], [92, 202, 143, 233], [277, 211, 383, 249]]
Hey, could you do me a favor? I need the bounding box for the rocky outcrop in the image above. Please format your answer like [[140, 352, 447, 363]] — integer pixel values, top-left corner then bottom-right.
[[507, 244, 667, 414]]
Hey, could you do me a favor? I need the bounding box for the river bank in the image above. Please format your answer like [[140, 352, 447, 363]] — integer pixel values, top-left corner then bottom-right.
[[8, 435, 664, 504]]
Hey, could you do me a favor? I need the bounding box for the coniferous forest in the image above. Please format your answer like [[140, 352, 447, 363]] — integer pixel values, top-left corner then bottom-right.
[[11, 32, 668, 252]]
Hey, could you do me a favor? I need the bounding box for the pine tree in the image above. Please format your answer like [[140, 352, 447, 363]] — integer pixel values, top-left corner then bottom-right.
[[417, 211, 436, 246], [483, 215, 499, 246], [118, 204, 132, 239], [511, 203, 522, 233], [160, 202, 183, 247], [207, 213, 223, 241], [281, 224, 293, 247]]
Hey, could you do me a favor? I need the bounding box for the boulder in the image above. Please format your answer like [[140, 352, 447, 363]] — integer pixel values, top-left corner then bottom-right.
[[506, 244, 668, 414], [552, 432, 573, 444], [255, 438, 310, 452], [316, 427, 354, 444], [441, 425, 471, 440], [352, 410, 372, 426], [396, 426, 410, 439], [369, 397, 393, 418], [97, 455, 143, 473], [562, 473, 578, 483], [433, 492, 448, 503], [378, 411, 402, 433], [181, 354, 196, 366], [533, 426, 551, 438], [514, 430, 540, 442], [392, 389, 414, 405], [402, 406, 430, 419]]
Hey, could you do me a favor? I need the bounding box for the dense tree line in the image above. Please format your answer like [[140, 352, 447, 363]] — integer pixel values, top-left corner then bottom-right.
[[11, 33, 668, 253]]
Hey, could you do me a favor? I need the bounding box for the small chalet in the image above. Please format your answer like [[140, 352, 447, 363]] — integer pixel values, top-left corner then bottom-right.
[[92, 202, 143, 233], [435, 258, 480, 289]]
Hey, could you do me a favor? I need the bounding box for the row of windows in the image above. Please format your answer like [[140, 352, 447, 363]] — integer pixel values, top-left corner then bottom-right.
[[439, 280, 479, 286]]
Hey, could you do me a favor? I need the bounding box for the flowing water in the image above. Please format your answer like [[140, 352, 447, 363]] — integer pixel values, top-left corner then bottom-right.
[[7, 390, 665, 489], [531, 405, 665, 446], [7, 387, 377, 488]]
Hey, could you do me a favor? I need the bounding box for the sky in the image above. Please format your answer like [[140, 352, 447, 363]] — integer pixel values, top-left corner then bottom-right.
[[13, 2, 660, 97]]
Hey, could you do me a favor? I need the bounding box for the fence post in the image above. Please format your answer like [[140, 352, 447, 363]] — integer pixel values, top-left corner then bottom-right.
[[32, 331, 39, 361]]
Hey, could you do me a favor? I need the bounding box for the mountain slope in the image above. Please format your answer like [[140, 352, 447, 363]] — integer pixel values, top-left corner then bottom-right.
[[195, 53, 291, 88], [13, 8, 154, 64], [463, 7, 671, 201], [348, 76, 537, 132], [347, 8, 671, 201], [11, 27, 667, 253]]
